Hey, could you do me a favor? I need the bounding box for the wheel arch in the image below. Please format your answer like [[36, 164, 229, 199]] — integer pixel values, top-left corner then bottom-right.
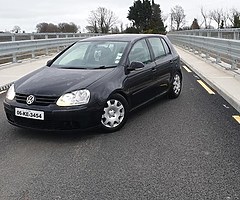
[[109, 90, 131, 107]]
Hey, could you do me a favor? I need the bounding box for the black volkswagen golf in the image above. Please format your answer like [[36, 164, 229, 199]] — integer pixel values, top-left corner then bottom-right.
[[4, 34, 182, 132]]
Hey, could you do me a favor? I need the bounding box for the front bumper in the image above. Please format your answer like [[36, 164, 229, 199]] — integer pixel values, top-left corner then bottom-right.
[[3, 100, 103, 130]]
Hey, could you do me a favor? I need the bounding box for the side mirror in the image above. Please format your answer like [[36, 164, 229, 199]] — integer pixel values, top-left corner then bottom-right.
[[127, 61, 144, 71], [46, 59, 53, 67]]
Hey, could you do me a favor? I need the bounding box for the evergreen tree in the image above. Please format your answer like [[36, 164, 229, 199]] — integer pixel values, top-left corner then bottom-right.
[[233, 13, 240, 28], [127, 0, 165, 33], [220, 20, 224, 29], [149, 0, 165, 33], [127, 0, 152, 32], [190, 18, 200, 29]]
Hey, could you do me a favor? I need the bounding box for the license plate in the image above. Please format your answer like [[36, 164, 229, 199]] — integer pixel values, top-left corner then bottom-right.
[[15, 108, 44, 120]]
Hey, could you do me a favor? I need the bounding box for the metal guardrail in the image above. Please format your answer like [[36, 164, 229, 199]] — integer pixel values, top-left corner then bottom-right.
[[0, 37, 83, 62], [169, 28, 240, 40], [167, 34, 240, 70], [0, 32, 101, 42], [0, 33, 102, 64]]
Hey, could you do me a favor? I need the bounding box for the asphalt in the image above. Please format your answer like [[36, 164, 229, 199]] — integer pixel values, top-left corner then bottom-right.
[[0, 67, 239, 199], [174, 46, 240, 113]]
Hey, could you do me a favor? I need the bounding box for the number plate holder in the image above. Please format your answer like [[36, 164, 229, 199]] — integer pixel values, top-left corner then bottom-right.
[[15, 108, 44, 120]]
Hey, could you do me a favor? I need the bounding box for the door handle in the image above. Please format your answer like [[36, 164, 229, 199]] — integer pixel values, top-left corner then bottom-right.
[[169, 60, 174, 64], [152, 67, 156, 72]]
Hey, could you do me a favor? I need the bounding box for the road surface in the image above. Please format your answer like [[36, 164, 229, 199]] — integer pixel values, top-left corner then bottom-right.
[[0, 66, 239, 199]]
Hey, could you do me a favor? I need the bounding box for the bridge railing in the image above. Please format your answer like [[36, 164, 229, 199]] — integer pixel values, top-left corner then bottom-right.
[[169, 28, 240, 40], [167, 33, 240, 70], [0, 33, 102, 64]]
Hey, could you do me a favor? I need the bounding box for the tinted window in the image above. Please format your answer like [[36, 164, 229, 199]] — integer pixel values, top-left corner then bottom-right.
[[128, 39, 151, 64], [161, 38, 171, 55], [148, 37, 166, 59]]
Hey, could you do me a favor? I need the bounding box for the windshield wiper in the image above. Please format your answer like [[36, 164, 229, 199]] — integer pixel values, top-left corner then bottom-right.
[[61, 67, 88, 69], [92, 65, 117, 69]]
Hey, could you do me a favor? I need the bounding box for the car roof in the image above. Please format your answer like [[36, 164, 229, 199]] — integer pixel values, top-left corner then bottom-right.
[[81, 34, 167, 43]]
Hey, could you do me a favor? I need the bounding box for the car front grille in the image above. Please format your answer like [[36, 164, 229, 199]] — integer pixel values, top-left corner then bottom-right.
[[15, 93, 58, 106]]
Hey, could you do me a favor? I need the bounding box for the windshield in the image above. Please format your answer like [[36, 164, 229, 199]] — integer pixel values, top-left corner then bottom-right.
[[52, 41, 128, 69]]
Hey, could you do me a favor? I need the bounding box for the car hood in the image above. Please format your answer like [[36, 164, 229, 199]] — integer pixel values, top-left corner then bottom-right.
[[15, 66, 114, 96]]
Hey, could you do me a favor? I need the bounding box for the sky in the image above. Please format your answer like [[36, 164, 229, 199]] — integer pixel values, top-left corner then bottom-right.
[[0, 0, 239, 33]]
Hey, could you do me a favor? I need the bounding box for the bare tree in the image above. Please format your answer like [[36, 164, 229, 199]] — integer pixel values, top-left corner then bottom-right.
[[86, 7, 118, 33], [229, 8, 236, 25], [12, 25, 21, 33], [201, 7, 208, 29], [207, 13, 213, 29], [210, 9, 223, 29], [170, 5, 186, 30], [86, 21, 98, 33], [111, 26, 120, 33], [201, 7, 220, 29], [120, 23, 124, 33], [162, 13, 168, 24], [222, 9, 230, 28]]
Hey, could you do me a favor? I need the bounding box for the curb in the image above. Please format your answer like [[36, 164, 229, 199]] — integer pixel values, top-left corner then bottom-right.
[[0, 82, 13, 92], [181, 58, 240, 113]]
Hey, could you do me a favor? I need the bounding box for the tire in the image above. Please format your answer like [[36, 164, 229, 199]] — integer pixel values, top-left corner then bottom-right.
[[100, 94, 129, 132], [168, 72, 182, 99]]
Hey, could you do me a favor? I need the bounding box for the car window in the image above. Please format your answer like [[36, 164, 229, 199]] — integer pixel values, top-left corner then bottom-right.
[[161, 38, 171, 55], [52, 41, 128, 69], [57, 42, 89, 66], [128, 39, 151, 64], [148, 37, 166, 59]]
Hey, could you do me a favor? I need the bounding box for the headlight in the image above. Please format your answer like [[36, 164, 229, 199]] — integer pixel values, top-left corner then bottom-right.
[[56, 89, 90, 106], [6, 84, 15, 100]]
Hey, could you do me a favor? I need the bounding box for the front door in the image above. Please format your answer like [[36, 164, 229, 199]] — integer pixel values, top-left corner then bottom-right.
[[124, 39, 156, 108]]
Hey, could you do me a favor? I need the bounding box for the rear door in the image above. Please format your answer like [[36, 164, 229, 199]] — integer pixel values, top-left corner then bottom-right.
[[147, 37, 174, 95]]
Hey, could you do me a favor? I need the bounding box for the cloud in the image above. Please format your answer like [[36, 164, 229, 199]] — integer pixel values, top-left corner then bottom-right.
[[0, 0, 131, 32], [0, 0, 239, 32]]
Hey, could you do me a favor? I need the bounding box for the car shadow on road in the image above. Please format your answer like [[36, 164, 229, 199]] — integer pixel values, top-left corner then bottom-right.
[[128, 94, 171, 119], [13, 95, 175, 143], [14, 125, 104, 143]]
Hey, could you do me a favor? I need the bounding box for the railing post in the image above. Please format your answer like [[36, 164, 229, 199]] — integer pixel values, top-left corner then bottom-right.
[[12, 34, 17, 63], [231, 59, 237, 70], [216, 56, 221, 64], [31, 34, 35, 59], [45, 35, 49, 55], [218, 31, 222, 38], [234, 31, 239, 40], [204, 37, 210, 59], [56, 35, 60, 52], [65, 34, 69, 48]]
